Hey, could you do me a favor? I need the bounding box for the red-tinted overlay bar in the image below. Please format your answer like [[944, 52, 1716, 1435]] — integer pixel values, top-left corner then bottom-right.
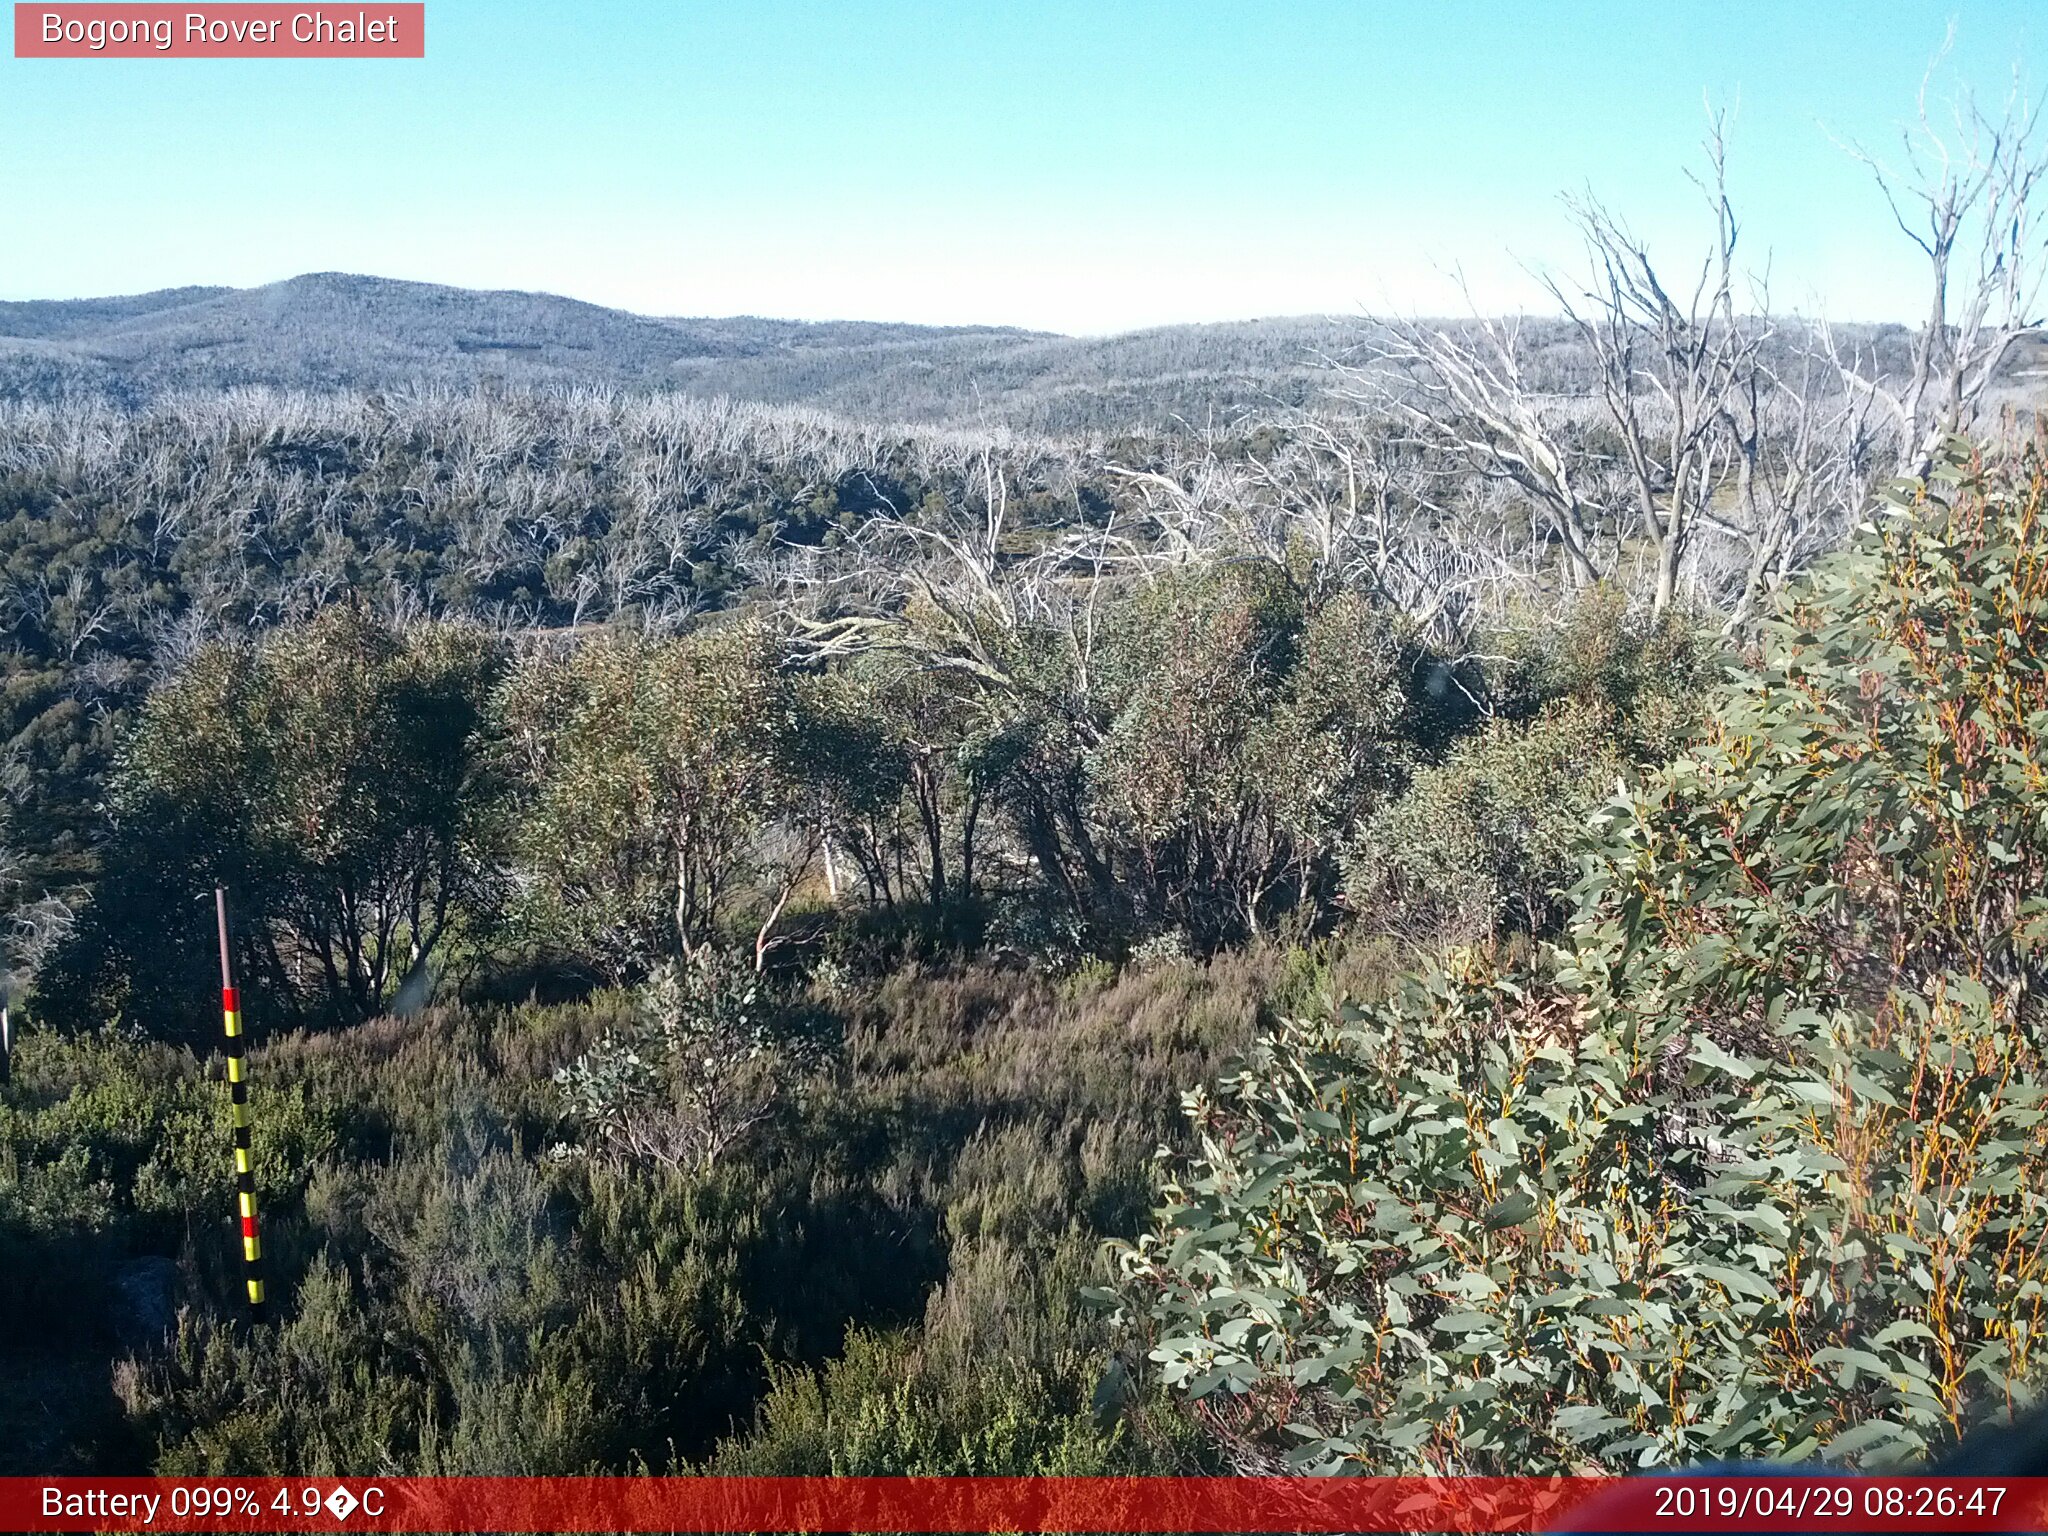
[[8, 1476, 2048, 1533], [14, 4, 423, 57]]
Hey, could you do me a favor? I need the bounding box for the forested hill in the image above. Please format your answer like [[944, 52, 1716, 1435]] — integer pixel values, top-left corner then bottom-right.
[[0, 272, 1374, 431]]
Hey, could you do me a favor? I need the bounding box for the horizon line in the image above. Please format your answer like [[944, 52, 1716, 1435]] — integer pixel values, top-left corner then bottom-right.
[[0, 269, 1931, 342]]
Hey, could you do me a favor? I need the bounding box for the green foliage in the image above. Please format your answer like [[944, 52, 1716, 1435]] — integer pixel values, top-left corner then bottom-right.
[[9, 929, 1331, 1474], [1114, 970, 2048, 1473], [1346, 702, 1626, 940], [553, 952, 836, 1172], [1083, 568, 1415, 946], [1347, 588, 1714, 944], [25, 385, 2018, 1487], [500, 624, 820, 973], [707, 1238, 1157, 1475], [1579, 433, 2048, 1017], [812, 653, 1002, 914], [1114, 437, 2048, 1475], [1489, 584, 1714, 755], [0, 1029, 342, 1365], [41, 608, 503, 1037]]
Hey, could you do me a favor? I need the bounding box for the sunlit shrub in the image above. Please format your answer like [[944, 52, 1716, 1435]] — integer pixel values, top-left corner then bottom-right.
[[551, 951, 835, 1172], [1114, 435, 2048, 1473], [1112, 966, 2048, 1472], [1344, 701, 1625, 941]]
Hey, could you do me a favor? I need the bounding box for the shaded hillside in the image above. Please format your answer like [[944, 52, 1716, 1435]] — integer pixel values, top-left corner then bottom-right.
[[658, 314, 1379, 432], [0, 272, 1940, 434], [0, 273, 1026, 405], [0, 285, 236, 340], [0, 273, 1385, 431]]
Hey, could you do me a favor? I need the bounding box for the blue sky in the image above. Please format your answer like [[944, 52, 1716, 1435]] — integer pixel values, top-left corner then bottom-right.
[[2, 2, 2040, 331]]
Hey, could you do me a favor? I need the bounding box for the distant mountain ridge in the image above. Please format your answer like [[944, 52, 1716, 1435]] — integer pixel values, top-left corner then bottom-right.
[[0, 272, 1373, 431]]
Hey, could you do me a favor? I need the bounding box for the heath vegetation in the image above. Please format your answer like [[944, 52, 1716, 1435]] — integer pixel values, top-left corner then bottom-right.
[[5, 72, 2048, 1479]]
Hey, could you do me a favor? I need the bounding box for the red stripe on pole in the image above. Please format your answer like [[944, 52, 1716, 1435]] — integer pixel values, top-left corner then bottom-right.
[[221, 987, 238, 1013], [6, 1476, 2048, 1533], [240, 1216, 256, 1238]]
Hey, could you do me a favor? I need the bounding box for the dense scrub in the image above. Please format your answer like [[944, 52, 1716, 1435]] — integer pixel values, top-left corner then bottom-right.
[[0, 940, 1371, 1474], [12, 428, 2048, 1475], [0, 376, 1743, 1482], [30, 520, 1702, 1049], [8, 381, 2044, 1482], [1113, 437, 2048, 1472], [0, 388, 1110, 909]]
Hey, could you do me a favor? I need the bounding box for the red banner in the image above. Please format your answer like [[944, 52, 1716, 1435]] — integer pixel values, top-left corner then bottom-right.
[[14, 4, 424, 57], [7, 1475, 2048, 1533]]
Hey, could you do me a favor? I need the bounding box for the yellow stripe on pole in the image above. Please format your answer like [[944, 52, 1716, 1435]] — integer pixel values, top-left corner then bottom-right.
[[247, 1279, 266, 1305], [235, 1148, 251, 1174], [238, 1191, 254, 1218], [223, 1011, 241, 1038], [227, 1057, 243, 1083], [243, 1235, 261, 1262]]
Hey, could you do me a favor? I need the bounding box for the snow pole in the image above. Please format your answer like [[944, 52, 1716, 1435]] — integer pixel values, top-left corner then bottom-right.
[[215, 888, 267, 1324]]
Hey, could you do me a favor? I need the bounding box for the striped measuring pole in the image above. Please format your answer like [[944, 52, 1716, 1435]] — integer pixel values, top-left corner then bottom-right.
[[215, 888, 267, 1324]]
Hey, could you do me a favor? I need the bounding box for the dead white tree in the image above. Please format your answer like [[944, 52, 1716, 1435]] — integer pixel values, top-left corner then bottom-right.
[[1842, 49, 2048, 476], [1708, 317, 1884, 630], [1353, 303, 1608, 591], [1544, 112, 1761, 615], [784, 447, 1110, 702], [1102, 417, 1528, 650]]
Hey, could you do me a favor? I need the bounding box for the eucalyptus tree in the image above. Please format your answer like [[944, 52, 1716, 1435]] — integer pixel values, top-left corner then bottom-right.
[[42, 606, 504, 1036], [499, 621, 835, 974]]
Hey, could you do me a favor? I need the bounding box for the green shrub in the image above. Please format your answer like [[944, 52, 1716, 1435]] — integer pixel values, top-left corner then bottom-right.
[[708, 1235, 1166, 1475], [1112, 966, 2048, 1473], [1345, 701, 1626, 941], [1577, 434, 2048, 1021], [498, 624, 822, 973], [1488, 584, 1714, 755], [0, 1031, 340, 1250], [1085, 570, 1414, 946], [86, 936, 1309, 1475], [40, 609, 504, 1038], [1343, 586, 1713, 946], [1114, 435, 2048, 1474], [552, 952, 836, 1172]]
